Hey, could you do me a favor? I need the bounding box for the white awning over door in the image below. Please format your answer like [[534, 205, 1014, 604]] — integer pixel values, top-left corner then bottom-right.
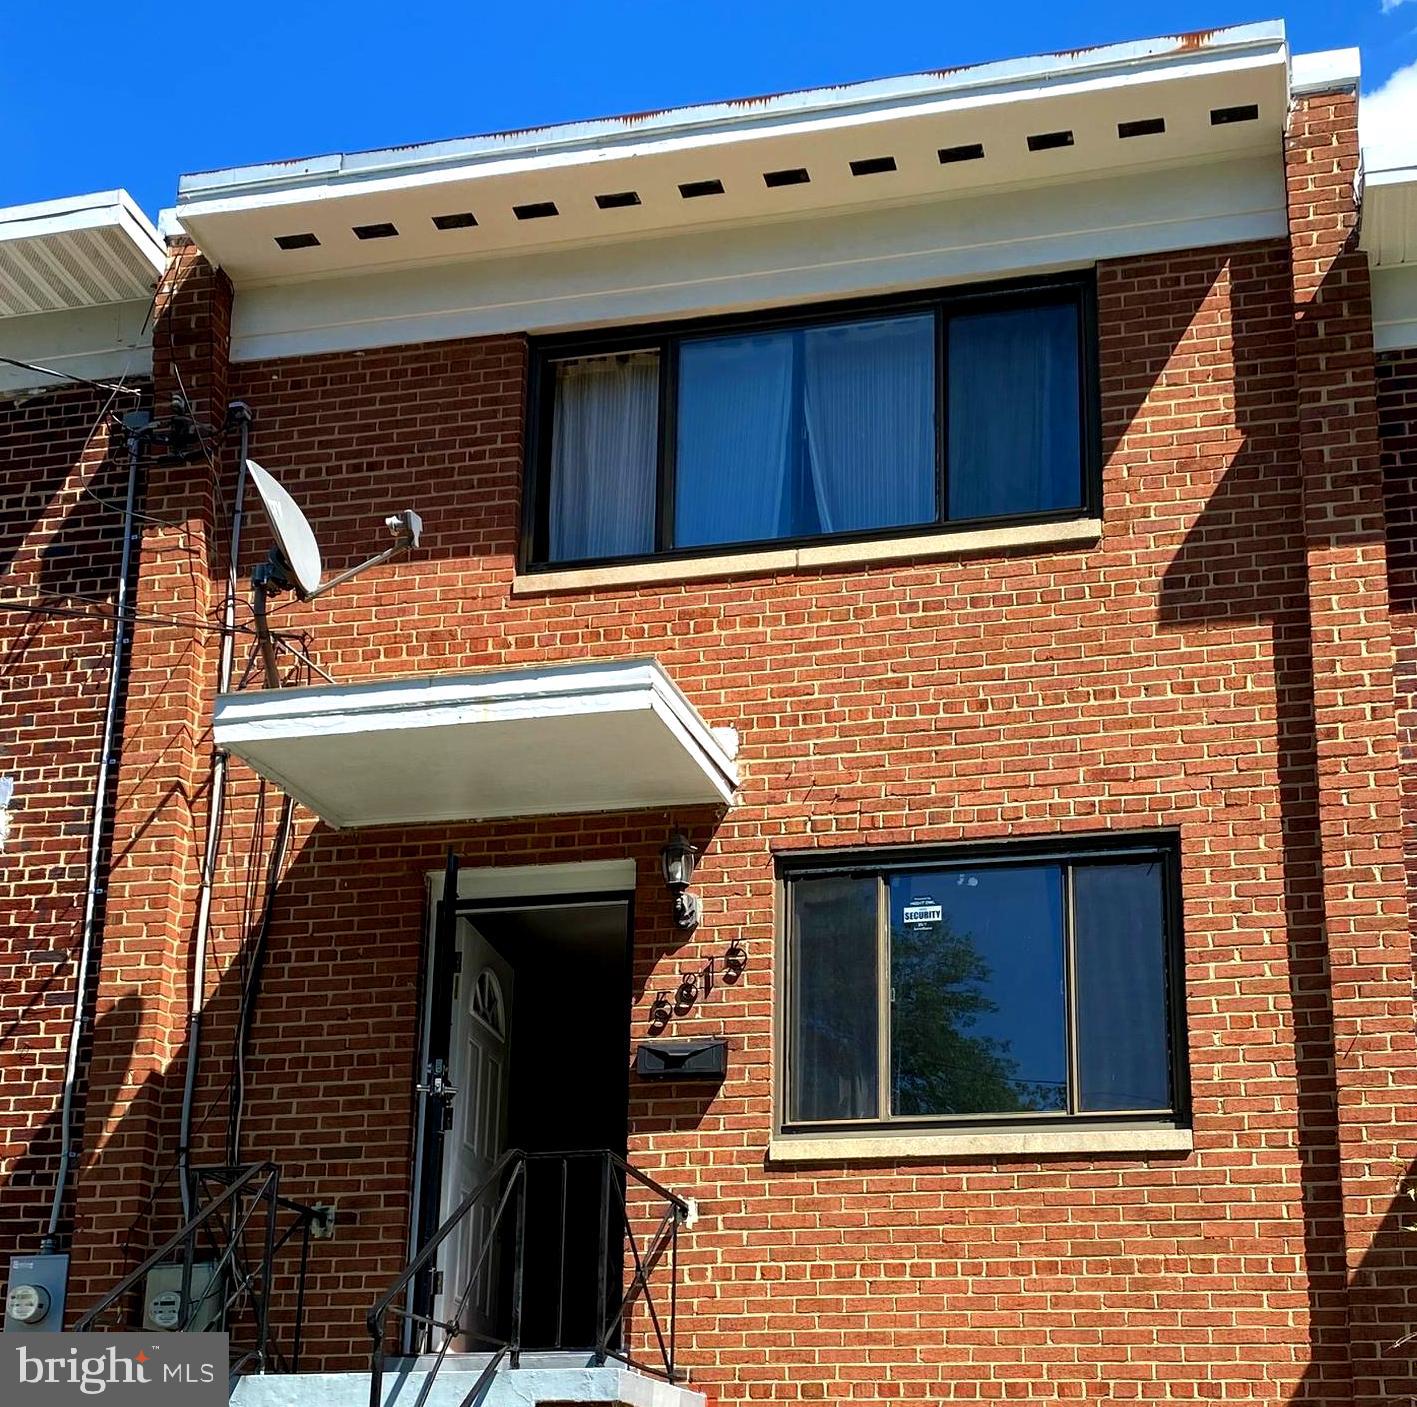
[[213, 659, 739, 829]]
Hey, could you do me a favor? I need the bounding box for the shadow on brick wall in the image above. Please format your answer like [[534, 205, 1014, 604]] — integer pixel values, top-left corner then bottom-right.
[[1119, 244, 1359, 1399], [1151, 246, 1416, 1399], [0, 993, 146, 1302], [6, 800, 726, 1366], [0, 388, 130, 594]]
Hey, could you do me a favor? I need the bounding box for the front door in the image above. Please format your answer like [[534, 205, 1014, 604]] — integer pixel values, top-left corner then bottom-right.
[[435, 924, 514, 1346], [410, 858, 635, 1356]]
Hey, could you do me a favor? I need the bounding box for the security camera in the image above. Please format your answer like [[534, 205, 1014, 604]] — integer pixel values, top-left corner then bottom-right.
[[385, 510, 423, 548]]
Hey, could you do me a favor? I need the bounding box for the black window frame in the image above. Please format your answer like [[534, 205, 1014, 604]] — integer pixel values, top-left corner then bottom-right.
[[522, 271, 1102, 571], [774, 831, 1188, 1138]]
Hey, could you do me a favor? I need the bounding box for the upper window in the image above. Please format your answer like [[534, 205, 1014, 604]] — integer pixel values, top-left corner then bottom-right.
[[779, 836, 1184, 1134], [527, 277, 1097, 567]]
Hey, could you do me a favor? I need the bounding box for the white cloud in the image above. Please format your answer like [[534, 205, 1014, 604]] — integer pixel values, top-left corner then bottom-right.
[[1362, 57, 1417, 166], [1380, 0, 1412, 13]]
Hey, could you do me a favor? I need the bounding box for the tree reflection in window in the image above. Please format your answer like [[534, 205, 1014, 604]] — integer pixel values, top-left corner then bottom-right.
[[783, 845, 1178, 1130], [889, 865, 1067, 1117]]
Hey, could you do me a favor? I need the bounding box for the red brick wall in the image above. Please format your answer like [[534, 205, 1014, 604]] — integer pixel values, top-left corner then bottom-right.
[[41, 93, 1415, 1405], [65, 230, 1413, 1401], [1285, 89, 1417, 1405], [1380, 343, 1417, 1372], [1382, 346, 1417, 906], [67, 245, 230, 1309], [0, 381, 143, 1291]]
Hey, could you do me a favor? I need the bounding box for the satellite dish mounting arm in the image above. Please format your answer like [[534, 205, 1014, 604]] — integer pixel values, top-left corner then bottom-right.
[[246, 464, 422, 688], [250, 550, 291, 689], [300, 510, 423, 602]]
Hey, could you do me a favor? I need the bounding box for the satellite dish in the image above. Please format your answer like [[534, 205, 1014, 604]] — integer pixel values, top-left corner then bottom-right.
[[246, 460, 323, 597]]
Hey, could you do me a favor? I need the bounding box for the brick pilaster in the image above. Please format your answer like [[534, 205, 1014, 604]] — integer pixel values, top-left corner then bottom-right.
[[1286, 87, 1417, 1402], [65, 243, 231, 1308]]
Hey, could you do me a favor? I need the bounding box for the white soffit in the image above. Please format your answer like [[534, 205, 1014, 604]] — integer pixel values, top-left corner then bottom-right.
[[175, 24, 1290, 287], [0, 191, 164, 317], [212, 659, 739, 829], [1363, 163, 1417, 269], [1363, 161, 1417, 352], [228, 153, 1286, 360]]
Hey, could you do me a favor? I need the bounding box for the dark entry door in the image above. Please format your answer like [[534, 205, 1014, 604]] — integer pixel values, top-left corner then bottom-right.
[[498, 900, 631, 1350], [411, 878, 633, 1353]]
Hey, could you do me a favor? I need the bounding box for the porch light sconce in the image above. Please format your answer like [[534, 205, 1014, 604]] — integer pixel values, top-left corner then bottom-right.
[[660, 830, 701, 930]]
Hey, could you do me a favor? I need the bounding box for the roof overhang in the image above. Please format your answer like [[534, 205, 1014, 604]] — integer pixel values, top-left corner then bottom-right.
[[212, 660, 739, 829], [173, 24, 1291, 287], [1362, 160, 1417, 353], [0, 191, 164, 317], [1362, 162, 1417, 270]]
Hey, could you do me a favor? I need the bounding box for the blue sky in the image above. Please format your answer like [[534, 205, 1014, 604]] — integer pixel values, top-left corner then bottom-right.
[[3, 1, 1416, 219]]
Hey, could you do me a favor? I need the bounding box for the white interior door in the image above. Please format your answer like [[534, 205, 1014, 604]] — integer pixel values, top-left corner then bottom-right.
[[436, 921, 513, 1348]]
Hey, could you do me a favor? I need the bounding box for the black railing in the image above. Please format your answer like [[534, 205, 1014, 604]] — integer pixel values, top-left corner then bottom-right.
[[76, 1162, 324, 1377], [367, 1149, 688, 1407]]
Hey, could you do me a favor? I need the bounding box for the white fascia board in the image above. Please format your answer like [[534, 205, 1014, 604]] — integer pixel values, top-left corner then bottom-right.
[[1366, 163, 1417, 188], [174, 22, 1286, 205], [430, 859, 640, 903], [1373, 265, 1417, 352], [0, 300, 153, 394], [228, 153, 1286, 362], [1290, 48, 1360, 95], [0, 190, 165, 274], [216, 659, 716, 746], [156, 207, 186, 242], [177, 30, 1288, 222]]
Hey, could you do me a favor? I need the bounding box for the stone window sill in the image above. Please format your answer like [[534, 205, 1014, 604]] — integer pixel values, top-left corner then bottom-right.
[[766, 1124, 1194, 1163], [512, 518, 1103, 595]]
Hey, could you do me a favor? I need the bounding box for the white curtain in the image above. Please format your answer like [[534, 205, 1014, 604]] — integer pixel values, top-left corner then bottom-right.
[[673, 332, 796, 548], [946, 303, 1081, 520], [801, 314, 936, 533], [548, 352, 659, 561]]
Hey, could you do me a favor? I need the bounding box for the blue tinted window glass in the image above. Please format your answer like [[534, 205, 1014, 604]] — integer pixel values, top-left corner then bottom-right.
[[675, 330, 803, 548], [674, 314, 935, 548], [1074, 863, 1172, 1112], [889, 866, 1067, 1117], [947, 302, 1082, 520], [798, 315, 936, 534]]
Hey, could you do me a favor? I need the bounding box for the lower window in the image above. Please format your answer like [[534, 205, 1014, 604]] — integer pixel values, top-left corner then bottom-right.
[[781, 836, 1185, 1132]]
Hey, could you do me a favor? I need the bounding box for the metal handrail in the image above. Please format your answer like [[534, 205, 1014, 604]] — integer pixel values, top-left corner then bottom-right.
[[75, 1162, 322, 1376], [76, 1163, 275, 1330], [367, 1149, 520, 1339], [367, 1149, 689, 1407]]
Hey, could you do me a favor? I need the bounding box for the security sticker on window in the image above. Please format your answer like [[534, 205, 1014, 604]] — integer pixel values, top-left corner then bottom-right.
[[7, 1333, 226, 1406], [902, 897, 942, 928]]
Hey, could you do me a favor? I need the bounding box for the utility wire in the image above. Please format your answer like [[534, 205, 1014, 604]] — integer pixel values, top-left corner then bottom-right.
[[170, 363, 233, 547], [81, 487, 186, 529], [0, 355, 144, 398], [0, 594, 250, 638]]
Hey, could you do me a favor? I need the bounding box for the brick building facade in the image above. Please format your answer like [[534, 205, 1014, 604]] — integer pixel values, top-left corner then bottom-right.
[[0, 382, 146, 1288], [3, 22, 1417, 1407]]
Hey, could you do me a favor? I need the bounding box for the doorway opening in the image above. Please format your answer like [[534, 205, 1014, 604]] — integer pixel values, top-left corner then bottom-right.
[[412, 882, 633, 1355]]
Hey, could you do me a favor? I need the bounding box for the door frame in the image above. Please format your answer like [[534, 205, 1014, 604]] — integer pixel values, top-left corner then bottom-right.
[[406, 859, 637, 1350]]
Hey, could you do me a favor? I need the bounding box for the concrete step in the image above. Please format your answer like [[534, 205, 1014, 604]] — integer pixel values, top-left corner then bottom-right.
[[230, 1354, 705, 1407]]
